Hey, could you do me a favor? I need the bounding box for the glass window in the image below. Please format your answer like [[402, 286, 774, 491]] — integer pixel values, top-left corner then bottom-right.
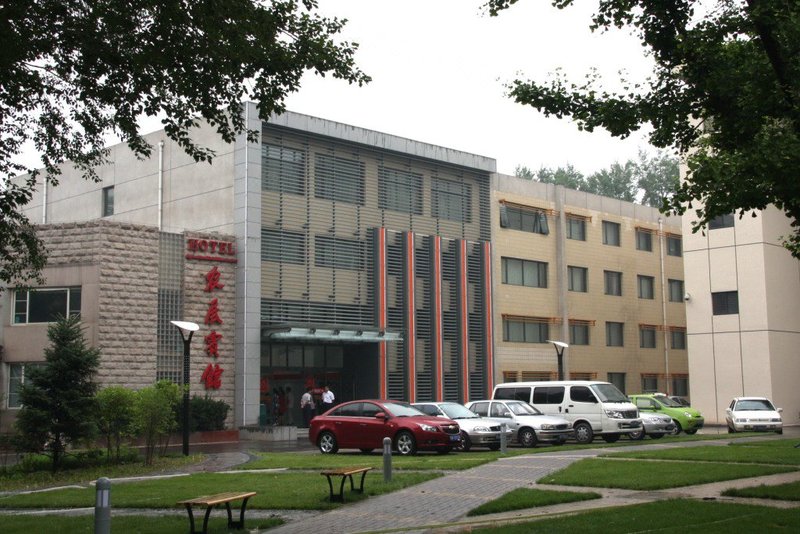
[[668, 279, 684, 302], [568, 266, 588, 292], [262, 143, 306, 194], [261, 229, 305, 264], [638, 275, 655, 299], [379, 167, 423, 214], [501, 257, 547, 288], [102, 186, 114, 217], [13, 287, 81, 324], [503, 318, 549, 343], [602, 220, 620, 246], [315, 153, 365, 205], [640, 326, 657, 348], [566, 217, 586, 241], [671, 329, 687, 349], [569, 323, 590, 345], [315, 235, 364, 270], [641, 375, 658, 393], [501, 205, 549, 235], [6, 363, 44, 408], [712, 291, 739, 315], [636, 229, 652, 251], [604, 270, 622, 296], [606, 321, 624, 347], [532, 386, 564, 404], [570, 386, 596, 403], [432, 177, 471, 222], [469, 402, 489, 416], [709, 213, 734, 229], [607, 372, 626, 394], [672, 377, 688, 397], [667, 235, 682, 257]]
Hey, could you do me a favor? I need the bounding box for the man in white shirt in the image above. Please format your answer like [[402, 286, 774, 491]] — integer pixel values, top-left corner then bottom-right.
[[300, 386, 315, 428], [321, 384, 335, 412]]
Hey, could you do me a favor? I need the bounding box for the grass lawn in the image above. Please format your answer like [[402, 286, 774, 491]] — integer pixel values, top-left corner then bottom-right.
[[469, 499, 800, 533], [467, 487, 601, 516], [722, 480, 800, 501], [0, 471, 439, 510], [0, 514, 283, 534], [538, 458, 796, 490], [607, 438, 800, 466]]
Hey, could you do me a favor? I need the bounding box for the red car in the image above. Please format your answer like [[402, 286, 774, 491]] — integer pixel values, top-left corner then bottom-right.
[[309, 400, 461, 455]]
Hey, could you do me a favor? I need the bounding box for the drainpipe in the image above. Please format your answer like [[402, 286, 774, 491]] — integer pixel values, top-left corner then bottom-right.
[[242, 103, 250, 425], [42, 176, 47, 224], [659, 218, 670, 394], [158, 141, 164, 231]]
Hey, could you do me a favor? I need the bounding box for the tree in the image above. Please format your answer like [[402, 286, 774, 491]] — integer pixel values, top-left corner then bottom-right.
[[96, 386, 137, 462], [488, 1, 800, 257], [14, 314, 100, 471], [635, 149, 680, 209], [1, 0, 369, 286], [585, 161, 637, 202], [528, 164, 588, 190], [133, 381, 180, 466]]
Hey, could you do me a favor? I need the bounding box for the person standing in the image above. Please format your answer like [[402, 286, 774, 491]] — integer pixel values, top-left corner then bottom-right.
[[321, 384, 335, 413], [300, 386, 315, 428]]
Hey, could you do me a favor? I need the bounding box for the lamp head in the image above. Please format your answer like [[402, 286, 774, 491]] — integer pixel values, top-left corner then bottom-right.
[[171, 320, 200, 333]]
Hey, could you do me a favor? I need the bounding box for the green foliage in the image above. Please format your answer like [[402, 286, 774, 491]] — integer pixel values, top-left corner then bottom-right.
[[634, 149, 680, 208], [0, 514, 284, 534], [95, 386, 137, 462], [14, 314, 100, 472], [586, 161, 637, 202], [490, 0, 800, 257], [187, 395, 230, 432], [0, 0, 369, 286], [467, 487, 601, 516], [133, 381, 180, 466]]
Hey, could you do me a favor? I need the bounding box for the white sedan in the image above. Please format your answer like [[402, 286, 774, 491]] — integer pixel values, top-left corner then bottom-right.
[[726, 397, 783, 434]]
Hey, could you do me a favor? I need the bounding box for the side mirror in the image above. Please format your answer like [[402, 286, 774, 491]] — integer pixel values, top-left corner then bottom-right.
[[375, 411, 387, 420], [778, 407, 783, 413]]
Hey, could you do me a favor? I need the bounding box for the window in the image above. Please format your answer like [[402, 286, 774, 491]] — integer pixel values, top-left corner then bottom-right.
[[640, 326, 657, 348], [261, 229, 305, 264], [432, 177, 471, 222], [501, 257, 547, 288], [566, 216, 586, 241], [315, 235, 364, 270], [262, 143, 305, 194], [500, 205, 549, 235], [641, 375, 658, 393], [102, 186, 114, 217], [570, 385, 596, 403], [672, 377, 688, 397], [667, 235, 682, 257], [712, 291, 739, 315], [568, 266, 588, 292], [13, 287, 81, 324], [604, 270, 622, 296], [569, 323, 590, 345], [668, 279, 684, 302], [606, 321, 624, 347], [709, 213, 734, 229], [6, 363, 44, 408], [602, 220, 620, 246], [532, 386, 565, 404], [636, 229, 652, 251], [607, 372, 626, 394], [503, 317, 549, 343], [637, 275, 655, 299], [315, 153, 365, 205], [379, 167, 423, 214], [671, 329, 687, 350]]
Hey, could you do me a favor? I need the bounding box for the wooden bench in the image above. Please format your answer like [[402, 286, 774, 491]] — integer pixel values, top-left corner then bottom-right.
[[177, 491, 257, 534], [320, 467, 373, 502]]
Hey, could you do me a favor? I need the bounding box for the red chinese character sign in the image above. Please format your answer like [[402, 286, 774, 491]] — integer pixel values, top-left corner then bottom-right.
[[200, 267, 226, 389], [201, 363, 223, 389]]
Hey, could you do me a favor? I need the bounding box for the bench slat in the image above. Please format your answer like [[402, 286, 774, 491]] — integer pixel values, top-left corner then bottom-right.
[[320, 467, 372, 476], [178, 491, 256, 506]]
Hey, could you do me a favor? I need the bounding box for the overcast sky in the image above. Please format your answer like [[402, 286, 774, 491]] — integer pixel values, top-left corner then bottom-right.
[[283, 0, 658, 176]]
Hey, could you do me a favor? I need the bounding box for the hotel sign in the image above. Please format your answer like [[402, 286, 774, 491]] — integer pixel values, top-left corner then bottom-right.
[[185, 239, 237, 263]]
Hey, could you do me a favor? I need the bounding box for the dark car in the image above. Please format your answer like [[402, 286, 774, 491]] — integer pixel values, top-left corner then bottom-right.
[[309, 400, 461, 455]]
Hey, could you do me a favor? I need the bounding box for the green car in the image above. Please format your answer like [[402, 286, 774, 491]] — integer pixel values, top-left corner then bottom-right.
[[629, 394, 705, 435]]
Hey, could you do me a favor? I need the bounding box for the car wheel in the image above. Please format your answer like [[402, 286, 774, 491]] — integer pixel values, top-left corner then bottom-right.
[[359, 448, 373, 453], [669, 421, 682, 435], [458, 431, 472, 452], [649, 433, 664, 439], [602, 433, 620, 443], [395, 430, 417, 456], [318, 431, 338, 454], [728, 425, 735, 434], [518, 428, 537, 448], [628, 428, 645, 441], [574, 422, 594, 444], [684, 429, 698, 435], [488, 443, 501, 451]]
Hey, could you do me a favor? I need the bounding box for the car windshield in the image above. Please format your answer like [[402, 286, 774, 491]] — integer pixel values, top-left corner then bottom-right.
[[383, 402, 426, 417], [507, 401, 542, 416], [735, 399, 775, 411], [654, 395, 683, 407], [439, 403, 479, 419], [591, 383, 629, 402]]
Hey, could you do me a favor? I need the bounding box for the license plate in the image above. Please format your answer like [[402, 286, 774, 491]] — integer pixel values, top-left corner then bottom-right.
[[450, 434, 460, 442]]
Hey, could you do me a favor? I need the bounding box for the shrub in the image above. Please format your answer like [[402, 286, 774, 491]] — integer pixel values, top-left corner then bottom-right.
[[188, 395, 230, 432], [133, 381, 180, 465], [96, 386, 137, 462]]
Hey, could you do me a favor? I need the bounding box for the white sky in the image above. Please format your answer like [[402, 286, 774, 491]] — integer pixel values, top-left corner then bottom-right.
[[283, 0, 657, 176]]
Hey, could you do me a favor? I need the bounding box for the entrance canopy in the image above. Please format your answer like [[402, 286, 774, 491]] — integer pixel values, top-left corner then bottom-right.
[[262, 324, 402, 343]]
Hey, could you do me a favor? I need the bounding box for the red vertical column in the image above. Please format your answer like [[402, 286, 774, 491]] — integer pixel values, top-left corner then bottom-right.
[[375, 227, 388, 399], [482, 242, 494, 398], [405, 231, 416, 402], [431, 236, 444, 401], [457, 239, 469, 403]]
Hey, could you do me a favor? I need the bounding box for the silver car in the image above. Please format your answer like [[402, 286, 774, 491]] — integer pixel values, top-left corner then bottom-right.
[[465, 399, 572, 447], [628, 411, 675, 440], [412, 402, 512, 451]]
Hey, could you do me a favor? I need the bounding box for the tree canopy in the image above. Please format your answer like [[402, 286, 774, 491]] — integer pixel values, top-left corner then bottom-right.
[[1, 0, 369, 286], [490, 0, 800, 257]]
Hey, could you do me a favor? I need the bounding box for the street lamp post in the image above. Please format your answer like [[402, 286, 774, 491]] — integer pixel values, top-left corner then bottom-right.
[[545, 340, 569, 381], [171, 320, 199, 456]]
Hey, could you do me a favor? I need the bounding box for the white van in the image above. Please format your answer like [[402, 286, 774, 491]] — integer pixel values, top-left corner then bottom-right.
[[492, 381, 641, 444]]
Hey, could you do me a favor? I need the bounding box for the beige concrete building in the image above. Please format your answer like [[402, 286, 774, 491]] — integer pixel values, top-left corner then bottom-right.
[[683, 206, 800, 426], [492, 176, 688, 396]]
